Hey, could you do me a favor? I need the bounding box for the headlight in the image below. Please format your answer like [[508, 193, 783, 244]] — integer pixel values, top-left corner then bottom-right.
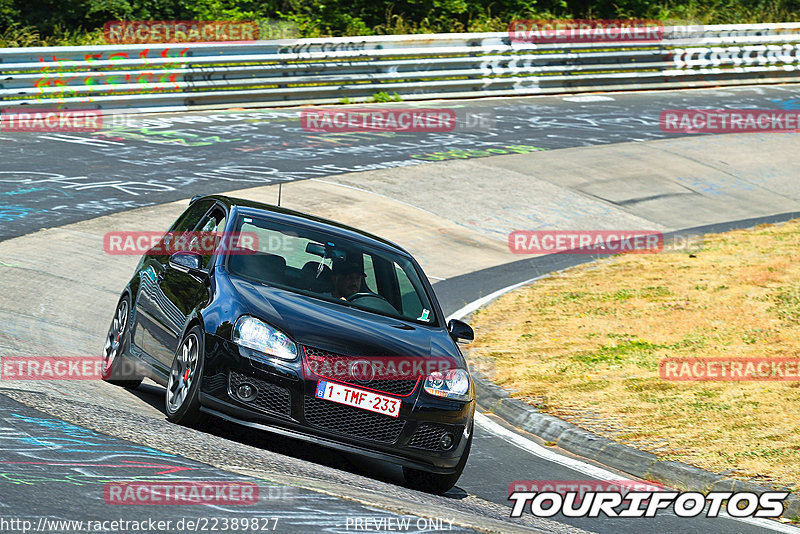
[[233, 315, 297, 361], [424, 369, 470, 401]]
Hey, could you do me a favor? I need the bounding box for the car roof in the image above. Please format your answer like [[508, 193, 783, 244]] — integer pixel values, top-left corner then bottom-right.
[[195, 194, 412, 256]]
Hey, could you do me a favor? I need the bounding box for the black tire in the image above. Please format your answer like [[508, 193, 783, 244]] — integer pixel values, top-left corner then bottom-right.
[[165, 326, 208, 426], [403, 426, 473, 494], [102, 295, 143, 389]]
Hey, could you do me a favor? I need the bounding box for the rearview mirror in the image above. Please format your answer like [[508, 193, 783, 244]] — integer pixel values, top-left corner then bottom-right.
[[305, 242, 325, 257], [306, 242, 348, 260], [169, 251, 206, 276], [447, 319, 474, 343]]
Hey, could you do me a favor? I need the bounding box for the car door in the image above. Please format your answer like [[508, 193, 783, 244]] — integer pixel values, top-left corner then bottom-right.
[[147, 203, 228, 369], [132, 199, 215, 373]]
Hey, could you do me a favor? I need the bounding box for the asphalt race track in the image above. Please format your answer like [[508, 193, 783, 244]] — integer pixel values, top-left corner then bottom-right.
[[0, 395, 461, 533], [1, 85, 800, 534], [2, 84, 800, 240]]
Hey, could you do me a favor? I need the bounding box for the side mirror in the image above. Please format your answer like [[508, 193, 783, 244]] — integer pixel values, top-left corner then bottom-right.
[[448, 319, 474, 343], [168, 251, 206, 276]]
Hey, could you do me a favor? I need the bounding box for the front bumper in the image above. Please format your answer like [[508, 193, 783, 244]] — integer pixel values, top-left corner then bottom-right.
[[199, 333, 474, 473]]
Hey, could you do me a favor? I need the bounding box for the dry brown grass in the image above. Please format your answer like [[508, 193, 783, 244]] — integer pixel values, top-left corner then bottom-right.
[[468, 220, 800, 493]]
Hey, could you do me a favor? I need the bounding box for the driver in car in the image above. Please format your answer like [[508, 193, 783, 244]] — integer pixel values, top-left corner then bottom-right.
[[330, 260, 366, 300]]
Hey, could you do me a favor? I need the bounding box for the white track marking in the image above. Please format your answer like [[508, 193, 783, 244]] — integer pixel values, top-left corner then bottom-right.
[[476, 412, 633, 481], [562, 96, 616, 102], [446, 275, 549, 323]]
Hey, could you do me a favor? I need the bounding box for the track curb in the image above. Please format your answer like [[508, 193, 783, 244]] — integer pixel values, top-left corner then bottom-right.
[[470, 363, 800, 518]]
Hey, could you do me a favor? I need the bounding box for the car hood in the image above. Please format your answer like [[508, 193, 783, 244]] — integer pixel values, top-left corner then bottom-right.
[[230, 277, 460, 363]]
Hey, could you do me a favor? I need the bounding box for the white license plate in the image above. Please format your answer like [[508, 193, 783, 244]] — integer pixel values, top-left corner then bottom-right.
[[315, 380, 401, 418]]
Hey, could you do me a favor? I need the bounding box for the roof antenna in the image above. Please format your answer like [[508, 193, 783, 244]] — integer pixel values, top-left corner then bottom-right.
[[277, 183, 282, 207]]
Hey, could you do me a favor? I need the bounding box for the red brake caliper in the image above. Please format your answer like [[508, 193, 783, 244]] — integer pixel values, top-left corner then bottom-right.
[[184, 369, 190, 381]]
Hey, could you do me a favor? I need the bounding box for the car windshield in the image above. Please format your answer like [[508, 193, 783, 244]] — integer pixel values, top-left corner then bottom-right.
[[226, 214, 437, 325]]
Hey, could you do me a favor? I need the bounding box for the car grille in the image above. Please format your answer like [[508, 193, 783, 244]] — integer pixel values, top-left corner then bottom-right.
[[408, 423, 464, 451], [303, 346, 419, 397], [228, 370, 291, 417], [303, 395, 406, 444]]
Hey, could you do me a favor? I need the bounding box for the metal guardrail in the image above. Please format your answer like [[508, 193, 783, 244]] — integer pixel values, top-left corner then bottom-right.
[[2, 23, 800, 112]]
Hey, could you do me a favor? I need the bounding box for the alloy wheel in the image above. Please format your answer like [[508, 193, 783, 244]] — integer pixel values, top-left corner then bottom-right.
[[167, 333, 199, 412]]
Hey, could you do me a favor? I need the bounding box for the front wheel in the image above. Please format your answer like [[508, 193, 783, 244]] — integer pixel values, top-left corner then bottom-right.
[[165, 326, 207, 426], [403, 428, 473, 494]]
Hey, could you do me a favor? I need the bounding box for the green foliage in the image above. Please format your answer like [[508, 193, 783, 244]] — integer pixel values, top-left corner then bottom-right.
[[0, 22, 106, 46], [0, 0, 20, 28], [370, 91, 403, 102], [0, 0, 797, 44]]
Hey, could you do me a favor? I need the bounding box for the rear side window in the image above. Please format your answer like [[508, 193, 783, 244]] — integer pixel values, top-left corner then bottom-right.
[[154, 200, 215, 256], [194, 206, 227, 268], [171, 200, 214, 233]]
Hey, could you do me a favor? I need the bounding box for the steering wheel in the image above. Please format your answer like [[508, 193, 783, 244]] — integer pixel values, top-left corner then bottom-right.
[[346, 292, 390, 303]]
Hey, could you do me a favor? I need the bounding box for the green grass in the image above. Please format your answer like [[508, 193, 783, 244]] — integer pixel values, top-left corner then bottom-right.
[[570, 339, 665, 366], [771, 284, 800, 325]]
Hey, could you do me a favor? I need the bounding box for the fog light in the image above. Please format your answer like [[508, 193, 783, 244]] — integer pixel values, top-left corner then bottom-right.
[[440, 433, 454, 450], [237, 383, 258, 401]]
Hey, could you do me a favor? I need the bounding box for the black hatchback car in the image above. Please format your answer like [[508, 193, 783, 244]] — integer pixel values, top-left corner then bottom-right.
[[102, 195, 476, 492]]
